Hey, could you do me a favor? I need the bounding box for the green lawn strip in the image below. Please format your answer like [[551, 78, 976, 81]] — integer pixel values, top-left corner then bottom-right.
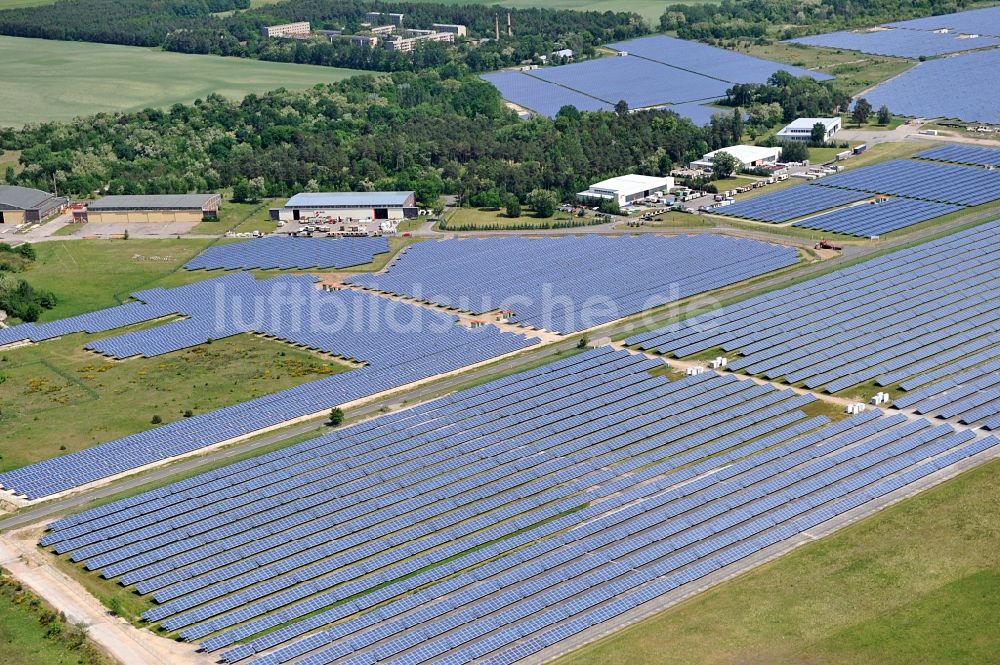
[[439, 207, 598, 231], [556, 457, 1000, 665]]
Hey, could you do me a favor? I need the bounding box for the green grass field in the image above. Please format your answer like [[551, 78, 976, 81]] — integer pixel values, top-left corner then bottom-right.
[[19, 239, 216, 321], [0, 571, 111, 665], [0, 332, 351, 470], [558, 458, 1000, 665], [0, 36, 363, 127]]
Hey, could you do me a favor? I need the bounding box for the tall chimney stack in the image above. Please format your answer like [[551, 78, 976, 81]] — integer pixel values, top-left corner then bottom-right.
[[495, 13, 500, 40], [507, 12, 512, 38]]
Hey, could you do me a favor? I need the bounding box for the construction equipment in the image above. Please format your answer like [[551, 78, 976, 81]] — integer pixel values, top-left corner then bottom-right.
[[814, 239, 842, 251]]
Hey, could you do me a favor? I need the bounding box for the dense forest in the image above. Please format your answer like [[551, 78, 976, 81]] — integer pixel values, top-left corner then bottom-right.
[[661, 0, 980, 43], [0, 71, 846, 207], [0, 0, 646, 73]]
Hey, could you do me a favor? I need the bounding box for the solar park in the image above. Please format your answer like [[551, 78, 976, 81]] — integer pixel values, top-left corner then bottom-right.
[[481, 35, 829, 121], [629, 220, 1000, 428], [37, 347, 1000, 665], [3, 177, 999, 665], [713, 157, 1000, 235]]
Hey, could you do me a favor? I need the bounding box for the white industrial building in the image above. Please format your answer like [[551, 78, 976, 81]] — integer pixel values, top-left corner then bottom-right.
[[270, 191, 418, 223], [776, 117, 842, 142], [577, 175, 674, 206], [690, 145, 782, 171]]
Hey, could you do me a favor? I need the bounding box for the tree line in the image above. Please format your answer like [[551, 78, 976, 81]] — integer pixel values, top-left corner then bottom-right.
[[0, 0, 647, 73]]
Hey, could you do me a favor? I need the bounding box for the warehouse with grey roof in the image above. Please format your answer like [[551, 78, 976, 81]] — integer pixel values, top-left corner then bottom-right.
[[81, 194, 221, 223], [271, 191, 417, 222], [0, 185, 66, 225]]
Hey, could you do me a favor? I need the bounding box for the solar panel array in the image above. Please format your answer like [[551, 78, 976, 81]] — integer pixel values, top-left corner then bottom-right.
[[712, 185, 870, 224], [479, 72, 613, 118], [606, 36, 833, 84], [787, 28, 1000, 58], [482, 35, 830, 121], [862, 48, 1000, 125], [628, 220, 1000, 398], [791, 198, 963, 237], [185, 237, 389, 271], [0, 276, 536, 500], [892, 359, 1000, 430], [347, 235, 799, 334], [41, 347, 999, 665], [885, 6, 1000, 37], [917, 144, 1000, 168], [814, 159, 1000, 206]]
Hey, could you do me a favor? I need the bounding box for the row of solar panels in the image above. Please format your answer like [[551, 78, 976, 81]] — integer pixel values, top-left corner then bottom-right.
[[917, 144, 1000, 168], [629, 220, 1000, 426], [791, 198, 963, 237], [348, 235, 798, 334], [185, 237, 389, 272]]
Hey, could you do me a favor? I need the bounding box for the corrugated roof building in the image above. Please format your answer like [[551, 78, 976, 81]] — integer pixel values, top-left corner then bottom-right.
[[84, 193, 221, 223], [273, 191, 417, 222], [0, 185, 66, 225]]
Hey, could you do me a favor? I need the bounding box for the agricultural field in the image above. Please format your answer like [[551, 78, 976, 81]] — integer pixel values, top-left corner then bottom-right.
[[0, 331, 351, 469], [0, 36, 363, 127], [558, 458, 1000, 665]]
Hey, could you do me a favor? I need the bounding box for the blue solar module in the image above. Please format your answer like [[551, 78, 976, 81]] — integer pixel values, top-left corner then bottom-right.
[[814, 159, 1000, 206], [713, 184, 871, 224], [786, 28, 1000, 58], [478, 71, 613, 118], [185, 237, 389, 271], [608, 35, 833, 83], [862, 49, 1000, 125], [884, 6, 1000, 37], [917, 144, 1000, 168], [791, 198, 962, 237], [347, 235, 798, 334], [527, 55, 732, 108]]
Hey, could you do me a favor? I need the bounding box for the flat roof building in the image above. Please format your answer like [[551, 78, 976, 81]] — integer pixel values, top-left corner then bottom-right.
[[690, 145, 782, 170], [262, 22, 311, 38], [383, 31, 455, 52], [366, 11, 404, 26], [272, 191, 418, 222], [432, 23, 468, 37], [776, 117, 842, 142], [84, 193, 221, 223], [0, 185, 66, 225], [577, 175, 674, 206]]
